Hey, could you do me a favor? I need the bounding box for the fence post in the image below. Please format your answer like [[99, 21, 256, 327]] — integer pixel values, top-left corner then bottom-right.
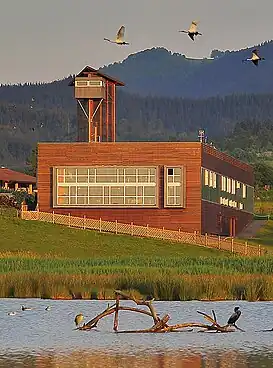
[[115, 220, 118, 234], [245, 241, 248, 256], [99, 218, 102, 232], [147, 224, 149, 237], [205, 233, 208, 247], [194, 230, 197, 243], [218, 235, 221, 250], [259, 244, 261, 257], [162, 227, 165, 240], [231, 238, 234, 253], [178, 228, 181, 242], [131, 222, 133, 236], [83, 215, 86, 229], [68, 213, 71, 227], [52, 211, 55, 224]]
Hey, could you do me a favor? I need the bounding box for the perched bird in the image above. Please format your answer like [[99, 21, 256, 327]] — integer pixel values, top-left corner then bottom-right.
[[145, 295, 155, 302], [227, 306, 241, 325], [8, 311, 16, 316], [22, 305, 32, 311], [104, 26, 130, 45], [179, 21, 202, 41], [74, 313, 84, 327], [45, 306, 51, 311], [242, 49, 265, 66]]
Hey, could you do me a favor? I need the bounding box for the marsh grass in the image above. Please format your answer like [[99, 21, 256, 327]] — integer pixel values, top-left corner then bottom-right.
[[1, 256, 273, 300]]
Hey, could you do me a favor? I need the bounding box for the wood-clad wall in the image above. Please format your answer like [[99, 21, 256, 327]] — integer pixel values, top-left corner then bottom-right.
[[38, 142, 202, 232], [202, 144, 254, 186], [201, 144, 254, 235], [202, 201, 253, 236]]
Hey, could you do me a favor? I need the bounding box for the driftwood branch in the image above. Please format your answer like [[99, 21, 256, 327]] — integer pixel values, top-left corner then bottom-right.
[[79, 290, 243, 333]]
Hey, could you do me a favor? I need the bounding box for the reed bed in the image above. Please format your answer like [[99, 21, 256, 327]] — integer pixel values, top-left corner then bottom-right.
[[1, 256, 273, 300]]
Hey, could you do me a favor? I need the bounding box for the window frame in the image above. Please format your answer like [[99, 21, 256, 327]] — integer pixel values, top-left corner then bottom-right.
[[164, 166, 186, 208], [53, 166, 159, 208]]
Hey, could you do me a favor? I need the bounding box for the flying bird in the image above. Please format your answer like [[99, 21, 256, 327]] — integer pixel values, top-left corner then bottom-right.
[[179, 21, 202, 41], [74, 313, 84, 327], [242, 49, 265, 66], [104, 26, 129, 45], [227, 306, 241, 326]]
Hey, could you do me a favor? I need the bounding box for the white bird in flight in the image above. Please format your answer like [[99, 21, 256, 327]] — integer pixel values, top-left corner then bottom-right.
[[242, 49, 265, 66], [179, 21, 202, 41], [104, 26, 129, 45]]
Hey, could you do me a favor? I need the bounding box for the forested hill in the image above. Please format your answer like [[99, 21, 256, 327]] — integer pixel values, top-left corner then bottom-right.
[[100, 41, 273, 98], [2, 87, 273, 167]]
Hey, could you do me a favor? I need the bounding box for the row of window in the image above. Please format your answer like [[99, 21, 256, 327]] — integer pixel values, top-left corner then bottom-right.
[[54, 166, 185, 208], [220, 197, 244, 210], [204, 168, 247, 198], [75, 79, 104, 87]]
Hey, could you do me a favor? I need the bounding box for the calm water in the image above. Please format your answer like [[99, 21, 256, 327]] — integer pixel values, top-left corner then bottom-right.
[[0, 299, 273, 367]]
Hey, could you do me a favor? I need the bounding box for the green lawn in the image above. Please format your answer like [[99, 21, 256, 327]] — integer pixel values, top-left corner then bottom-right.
[[0, 215, 223, 259], [248, 220, 273, 249]]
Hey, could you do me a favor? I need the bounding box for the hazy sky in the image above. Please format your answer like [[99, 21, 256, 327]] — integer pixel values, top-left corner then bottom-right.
[[0, 0, 272, 84]]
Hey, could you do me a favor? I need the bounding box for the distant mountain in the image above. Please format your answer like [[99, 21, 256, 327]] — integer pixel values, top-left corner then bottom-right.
[[100, 42, 273, 98], [1, 42, 273, 168]]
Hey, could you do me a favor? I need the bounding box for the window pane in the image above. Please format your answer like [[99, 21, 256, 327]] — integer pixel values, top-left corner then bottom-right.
[[168, 197, 175, 205], [138, 168, 148, 175], [168, 187, 174, 196], [89, 186, 103, 196], [89, 168, 95, 176], [65, 168, 76, 175], [57, 175, 64, 183], [144, 197, 156, 205], [118, 168, 124, 175], [174, 175, 181, 183], [150, 175, 155, 182], [104, 187, 109, 196], [168, 168, 174, 176], [77, 175, 88, 183], [175, 186, 181, 196], [77, 197, 88, 205], [65, 175, 76, 183], [77, 187, 88, 196], [125, 168, 136, 175], [125, 175, 136, 183], [70, 186, 76, 196], [89, 197, 103, 205], [137, 197, 143, 205], [125, 187, 136, 196], [111, 186, 124, 196], [58, 186, 69, 196], [77, 168, 88, 175], [58, 169, 65, 176], [125, 197, 137, 205], [118, 175, 124, 183], [110, 197, 124, 205], [70, 197, 76, 205], [174, 168, 181, 175], [57, 197, 69, 205], [144, 186, 155, 196], [168, 176, 173, 183], [97, 175, 117, 183], [138, 175, 148, 183], [96, 167, 117, 175]]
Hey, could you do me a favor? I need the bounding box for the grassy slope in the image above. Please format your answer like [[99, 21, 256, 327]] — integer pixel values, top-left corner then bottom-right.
[[248, 220, 273, 248], [0, 215, 222, 258]]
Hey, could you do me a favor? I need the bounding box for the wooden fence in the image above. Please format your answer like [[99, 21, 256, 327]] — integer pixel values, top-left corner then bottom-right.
[[20, 210, 266, 257]]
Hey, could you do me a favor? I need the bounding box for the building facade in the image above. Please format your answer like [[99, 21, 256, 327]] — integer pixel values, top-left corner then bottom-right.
[[36, 65, 254, 237], [37, 141, 254, 236], [0, 167, 36, 194]]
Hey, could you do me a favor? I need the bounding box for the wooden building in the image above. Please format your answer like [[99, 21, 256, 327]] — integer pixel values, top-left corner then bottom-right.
[[37, 66, 254, 237], [0, 167, 36, 194]]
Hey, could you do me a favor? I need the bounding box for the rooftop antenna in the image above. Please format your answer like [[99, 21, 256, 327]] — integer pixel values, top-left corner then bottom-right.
[[198, 129, 205, 143]]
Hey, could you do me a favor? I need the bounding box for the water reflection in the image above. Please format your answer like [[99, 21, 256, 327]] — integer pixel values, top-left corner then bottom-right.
[[0, 349, 273, 368]]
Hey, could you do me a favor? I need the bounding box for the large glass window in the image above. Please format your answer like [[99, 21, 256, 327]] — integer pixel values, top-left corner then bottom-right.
[[54, 166, 158, 207], [164, 166, 185, 207]]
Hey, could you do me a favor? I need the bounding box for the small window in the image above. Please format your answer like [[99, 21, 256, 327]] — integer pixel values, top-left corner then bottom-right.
[[164, 166, 184, 207], [204, 170, 209, 186], [227, 178, 231, 193], [242, 184, 246, 198], [168, 168, 174, 176]]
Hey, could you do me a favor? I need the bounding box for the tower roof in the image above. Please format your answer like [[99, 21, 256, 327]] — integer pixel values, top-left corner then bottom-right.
[[68, 66, 125, 86]]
